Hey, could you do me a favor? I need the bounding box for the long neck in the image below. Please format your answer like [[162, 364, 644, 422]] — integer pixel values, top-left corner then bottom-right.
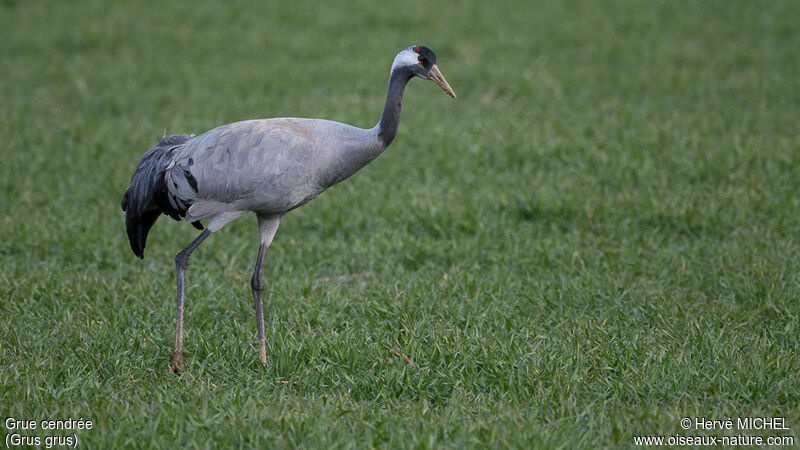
[[375, 67, 413, 147]]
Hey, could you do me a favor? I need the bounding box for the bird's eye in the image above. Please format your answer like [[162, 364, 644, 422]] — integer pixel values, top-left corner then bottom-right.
[[418, 56, 425, 63]]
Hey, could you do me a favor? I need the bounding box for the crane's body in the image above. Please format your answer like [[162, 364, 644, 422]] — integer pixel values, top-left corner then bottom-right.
[[167, 118, 384, 230], [121, 45, 455, 372]]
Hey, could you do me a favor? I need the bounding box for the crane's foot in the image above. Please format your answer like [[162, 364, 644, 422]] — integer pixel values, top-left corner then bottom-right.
[[169, 351, 185, 373], [258, 338, 267, 364]]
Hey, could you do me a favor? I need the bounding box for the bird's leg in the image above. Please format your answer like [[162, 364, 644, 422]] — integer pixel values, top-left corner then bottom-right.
[[251, 215, 281, 365], [251, 243, 268, 364], [171, 229, 211, 373]]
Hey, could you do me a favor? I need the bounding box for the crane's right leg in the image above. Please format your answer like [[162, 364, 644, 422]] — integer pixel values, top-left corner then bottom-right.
[[251, 215, 281, 365], [170, 229, 211, 372]]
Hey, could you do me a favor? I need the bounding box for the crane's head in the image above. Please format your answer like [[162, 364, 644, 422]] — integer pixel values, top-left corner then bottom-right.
[[392, 45, 456, 99]]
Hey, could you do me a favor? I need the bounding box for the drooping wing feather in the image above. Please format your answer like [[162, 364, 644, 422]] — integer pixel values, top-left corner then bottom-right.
[[121, 134, 196, 258]]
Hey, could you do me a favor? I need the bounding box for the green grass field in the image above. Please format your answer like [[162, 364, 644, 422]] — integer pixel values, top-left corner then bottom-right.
[[2, 0, 799, 447]]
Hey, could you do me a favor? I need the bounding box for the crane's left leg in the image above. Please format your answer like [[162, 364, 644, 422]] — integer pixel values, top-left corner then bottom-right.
[[251, 215, 281, 364], [170, 229, 211, 372]]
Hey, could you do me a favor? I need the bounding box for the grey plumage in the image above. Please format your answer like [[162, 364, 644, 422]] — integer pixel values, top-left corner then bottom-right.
[[168, 118, 384, 227], [121, 45, 456, 371]]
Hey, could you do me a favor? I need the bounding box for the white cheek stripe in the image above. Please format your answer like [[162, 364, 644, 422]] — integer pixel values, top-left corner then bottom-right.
[[391, 47, 419, 73]]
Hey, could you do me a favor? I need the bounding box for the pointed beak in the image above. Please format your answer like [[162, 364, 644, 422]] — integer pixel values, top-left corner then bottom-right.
[[428, 64, 456, 99]]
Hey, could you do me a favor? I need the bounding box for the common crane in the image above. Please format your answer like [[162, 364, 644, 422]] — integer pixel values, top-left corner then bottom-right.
[[121, 45, 456, 372]]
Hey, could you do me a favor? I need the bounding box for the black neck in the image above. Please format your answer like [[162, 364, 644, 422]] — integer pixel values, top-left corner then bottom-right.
[[376, 67, 413, 147]]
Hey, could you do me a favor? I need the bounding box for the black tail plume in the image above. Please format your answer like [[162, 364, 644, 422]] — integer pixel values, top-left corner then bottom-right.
[[121, 134, 198, 259]]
